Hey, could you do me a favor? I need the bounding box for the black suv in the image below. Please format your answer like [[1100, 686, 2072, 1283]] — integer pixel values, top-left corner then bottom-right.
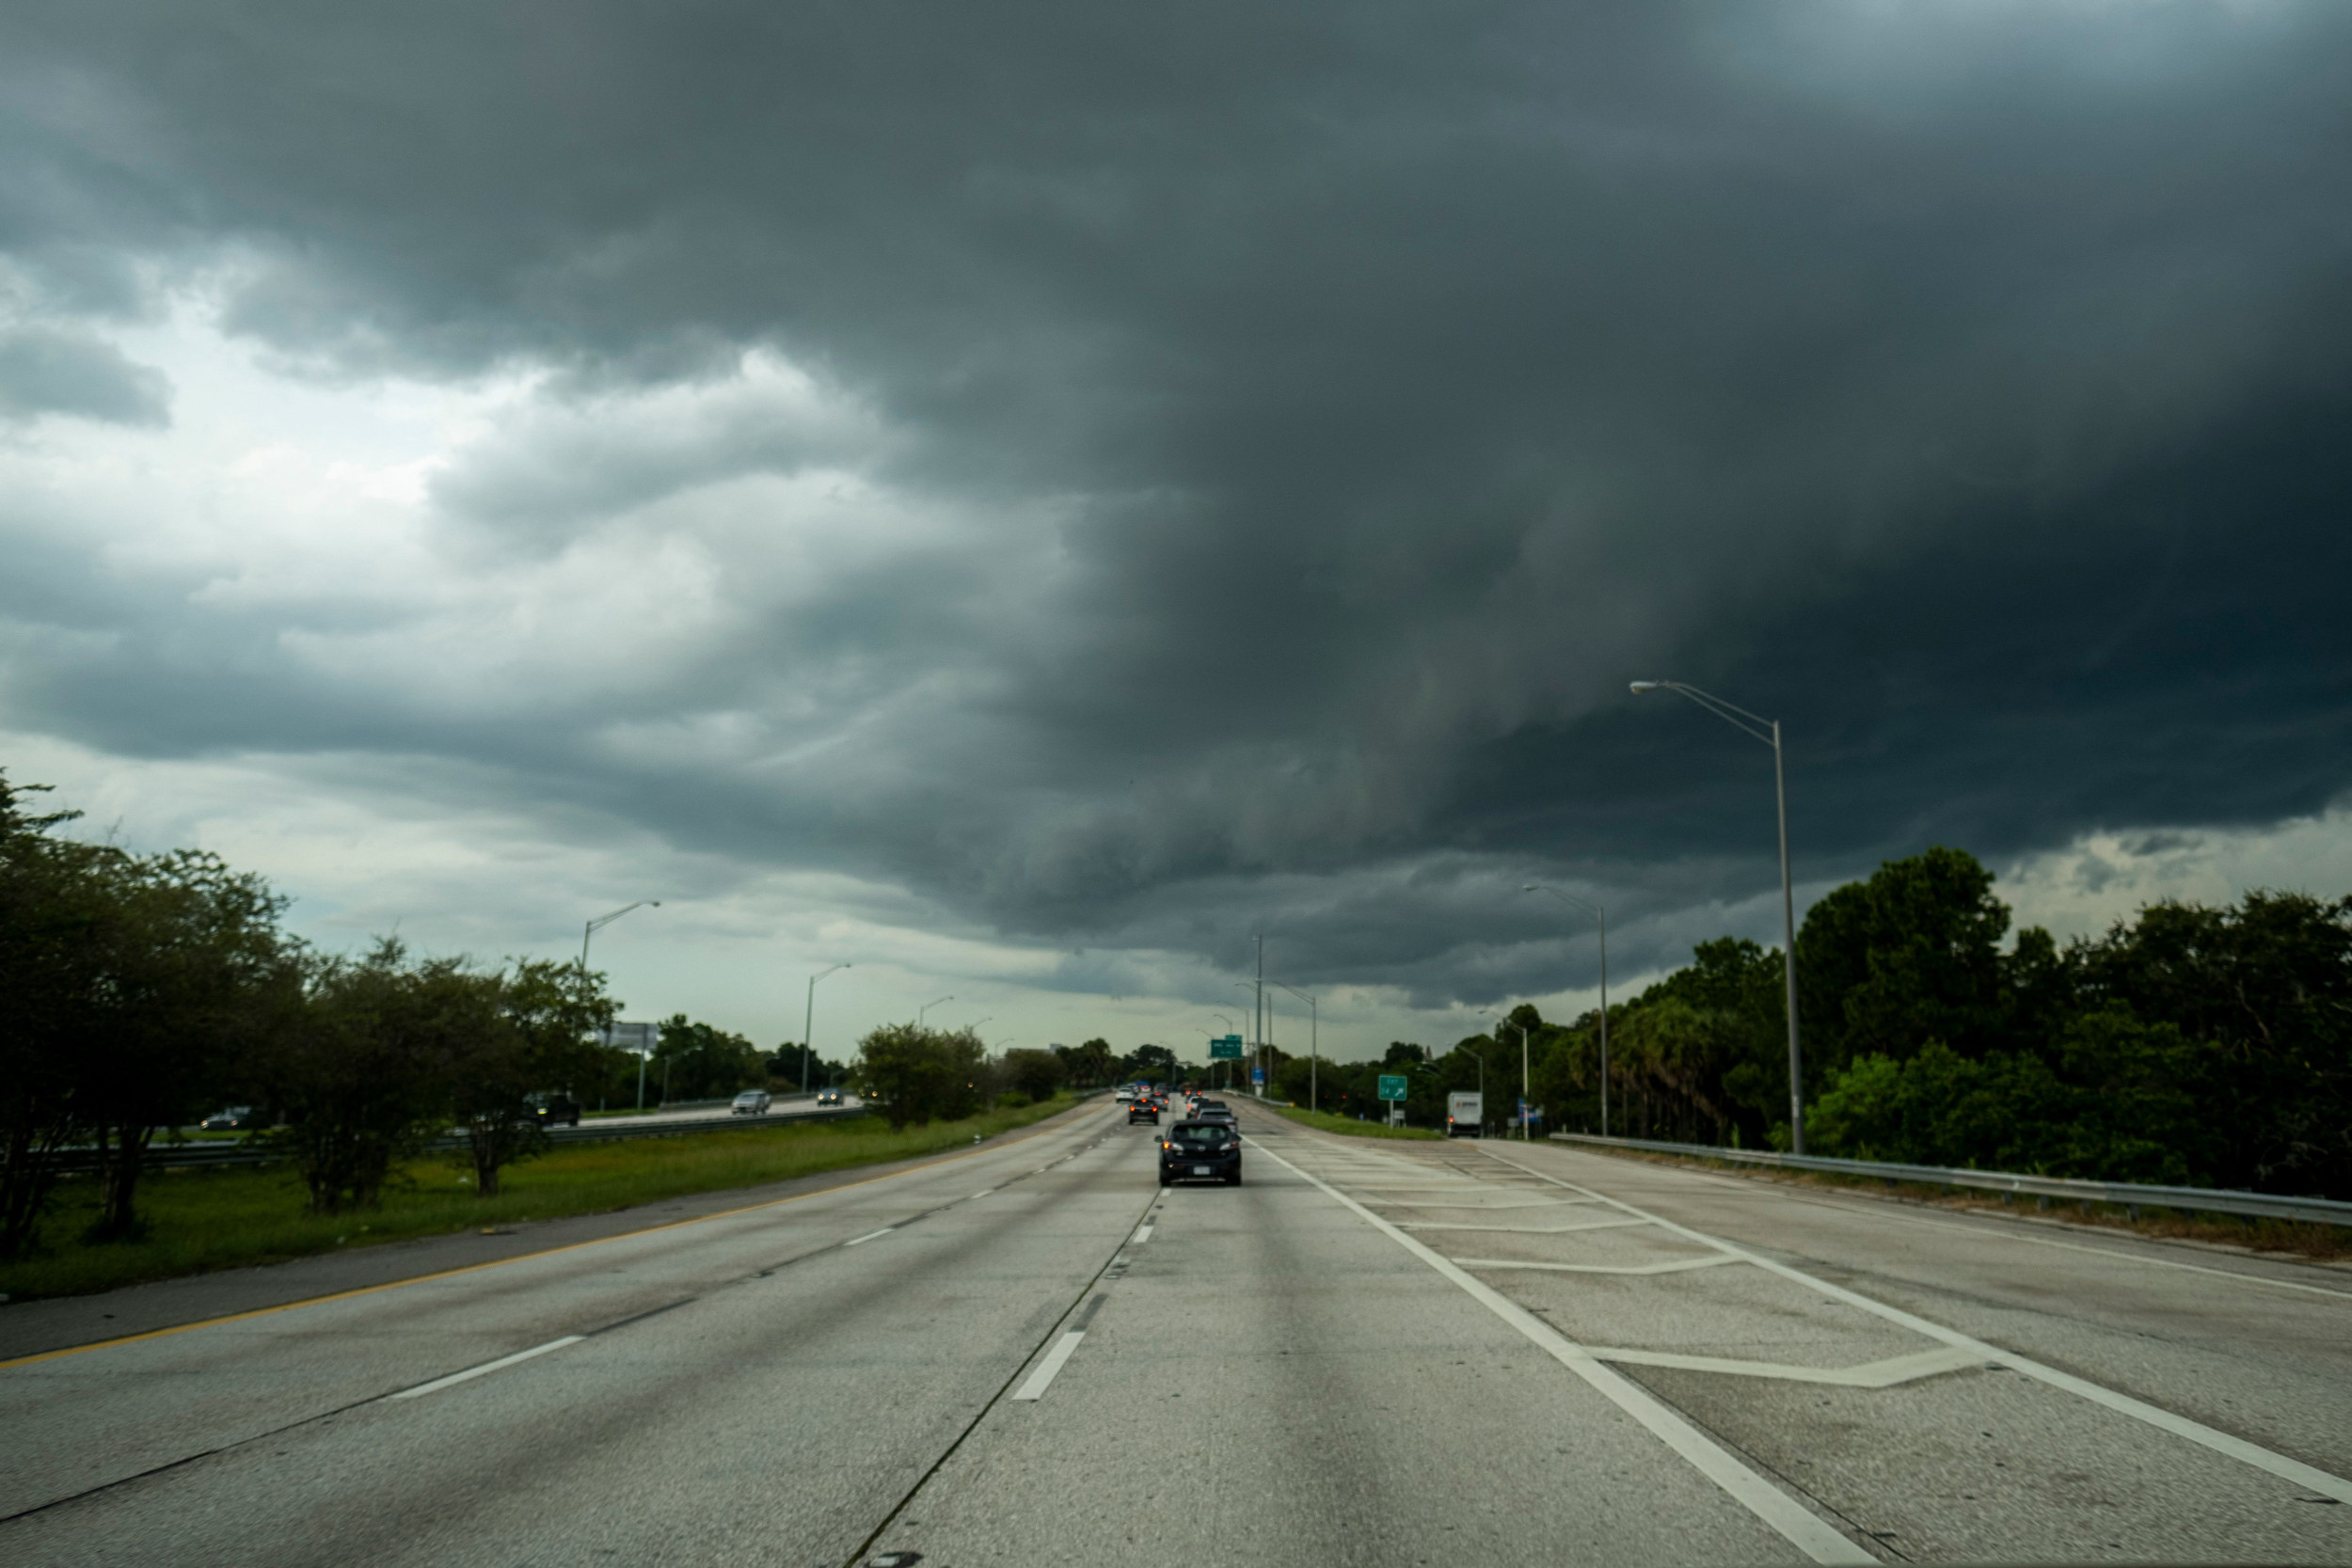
[[1160, 1120, 1241, 1186], [527, 1093, 583, 1128]]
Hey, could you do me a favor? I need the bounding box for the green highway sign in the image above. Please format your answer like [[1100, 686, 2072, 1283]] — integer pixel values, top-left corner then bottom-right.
[[1377, 1074, 1408, 1101], [1210, 1035, 1245, 1059]]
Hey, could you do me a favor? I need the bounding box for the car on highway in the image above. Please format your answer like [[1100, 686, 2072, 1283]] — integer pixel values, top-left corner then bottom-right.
[[1193, 1100, 1237, 1129], [526, 1092, 582, 1128], [1160, 1120, 1242, 1185], [199, 1105, 265, 1132], [816, 1087, 845, 1106], [1127, 1098, 1160, 1124], [731, 1089, 772, 1115]]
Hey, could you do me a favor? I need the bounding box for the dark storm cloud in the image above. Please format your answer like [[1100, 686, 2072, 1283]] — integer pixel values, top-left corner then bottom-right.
[[5, 0, 2352, 1004], [0, 325, 169, 424]]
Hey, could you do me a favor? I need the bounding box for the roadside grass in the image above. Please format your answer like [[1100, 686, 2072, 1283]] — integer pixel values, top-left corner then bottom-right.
[[1264, 1103, 1442, 1141], [1576, 1144, 2352, 1263], [0, 1095, 1086, 1302]]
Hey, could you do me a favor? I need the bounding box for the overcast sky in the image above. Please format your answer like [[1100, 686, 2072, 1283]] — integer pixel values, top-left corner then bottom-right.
[[5, 1, 2350, 1065]]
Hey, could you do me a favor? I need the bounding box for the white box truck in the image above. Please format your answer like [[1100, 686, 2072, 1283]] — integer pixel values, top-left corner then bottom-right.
[[1446, 1091, 1483, 1138]]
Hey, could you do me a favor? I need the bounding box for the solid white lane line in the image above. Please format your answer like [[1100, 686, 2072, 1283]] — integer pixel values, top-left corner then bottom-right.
[[1010, 1332, 1086, 1401], [1798, 1201, 2352, 1302], [845, 1227, 895, 1246], [389, 1337, 583, 1401], [1481, 1147, 2352, 1507], [1132, 1224, 1154, 1243], [1402, 1218, 1651, 1235], [1457, 1255, 1740, 1275], [1585, 1344, 1990, 1389], [1253, 1143, 1873, 1565]]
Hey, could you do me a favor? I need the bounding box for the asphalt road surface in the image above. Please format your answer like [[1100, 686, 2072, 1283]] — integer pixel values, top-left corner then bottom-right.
[[4, 1098, 2349, 1566], [575, 1092, 865, 1131]]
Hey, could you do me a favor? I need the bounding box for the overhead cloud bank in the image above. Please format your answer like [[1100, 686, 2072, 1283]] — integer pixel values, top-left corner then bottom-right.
[[2, 0, 2349, 1017]]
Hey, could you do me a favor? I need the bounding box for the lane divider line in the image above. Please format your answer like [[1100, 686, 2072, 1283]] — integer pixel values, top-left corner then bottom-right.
[[1479, 1145, 2352, 1508], [1454, 1254, 1739, 1275], [1009, 1332, 1087, 1401], [1762, 1190, 2352, 1303], [389, 1337, 583, 1401], [1132, 1224, 1154, 1244], [1251, 1142, 1873, 1565], [1585, 1344, 1991, 1389], [0, 1103, 1115, 1374], [844, 1227, 895, 1247], [1401, 1218, 1651, 1235]]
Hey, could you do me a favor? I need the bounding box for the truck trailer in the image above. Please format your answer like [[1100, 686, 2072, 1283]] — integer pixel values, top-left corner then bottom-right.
[[1446, 1090, 1483, 1138]]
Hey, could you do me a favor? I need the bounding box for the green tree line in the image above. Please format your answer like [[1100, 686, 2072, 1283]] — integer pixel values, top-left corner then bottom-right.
[[1318, 847, 2350, 1200]]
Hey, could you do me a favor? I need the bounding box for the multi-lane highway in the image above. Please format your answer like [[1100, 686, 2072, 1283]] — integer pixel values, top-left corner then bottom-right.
[[4, 1098, 2349, 1565]]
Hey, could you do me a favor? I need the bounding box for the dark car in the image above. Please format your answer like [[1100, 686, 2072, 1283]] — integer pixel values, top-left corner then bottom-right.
[[199, 1106, 265, 1132], [1128, 1100, 1160, 1124], [816, 1087, 845, 1106], [527, 1093, 582, 1128], [1194, 1101, 1238, 1129], [1160, 1121, 1241, 1186]]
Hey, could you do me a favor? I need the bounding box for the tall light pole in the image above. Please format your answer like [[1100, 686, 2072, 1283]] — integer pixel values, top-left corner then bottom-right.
[[1255, 936, 1265, 1101], [1630, 678, 1805, 1154], [1525, 885, 1609, 1137], [1496, 1017, 1530, 1139], [580, 900, 660, 974], [1231, 981, 1263, 1095], [803, 963, 850, 1094], [918, 995, 954, 1026], [1212, 1012, 1237, 1091], [581, 901, 660, 1111], [1272, 982, 1316, 1111]]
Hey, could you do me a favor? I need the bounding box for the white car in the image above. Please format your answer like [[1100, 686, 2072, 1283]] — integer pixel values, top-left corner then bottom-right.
[[731, 1090, 772, 1115]]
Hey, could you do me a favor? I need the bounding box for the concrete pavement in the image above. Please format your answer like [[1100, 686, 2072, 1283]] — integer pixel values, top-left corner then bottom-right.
[[4, 1098, 2349, 1565]]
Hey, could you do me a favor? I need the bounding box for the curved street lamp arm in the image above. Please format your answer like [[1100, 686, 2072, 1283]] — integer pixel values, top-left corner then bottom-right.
[[1632, 680, 1777, 747]]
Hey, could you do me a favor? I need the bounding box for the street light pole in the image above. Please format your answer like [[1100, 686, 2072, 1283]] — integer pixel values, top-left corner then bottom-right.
[[580, 900, 661, 1111], [1272, 983, 1316, 1111], [918, 995, 953, 1026], [1631, 679, 1806, 1154], [1496, 1017, 1530, 1139], [581, 900, 660, 975], [1212, 1012, 1237, 1091], [803, 963, 850, 1094], [1525, 885, 1609, 1137]]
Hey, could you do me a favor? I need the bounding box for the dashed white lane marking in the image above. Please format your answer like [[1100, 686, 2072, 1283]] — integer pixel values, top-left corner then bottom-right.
[[389, 1337, 583, 1401], [1132, 1224, 1154, 1244], [1253, 1142, 1872, 1565], [1480, 1146, 2352, 1508], [1457, 1254, 1740, 1275], [845, 1227, 895, 1246], [1010, 1332, 1087, 1401], [969, 1189, 995, 1199]]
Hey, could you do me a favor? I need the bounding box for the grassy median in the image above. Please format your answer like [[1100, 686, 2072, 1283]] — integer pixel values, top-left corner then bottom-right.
[[0, 1095, 1087, 1302], [1263, 1103, 1442, 1141]]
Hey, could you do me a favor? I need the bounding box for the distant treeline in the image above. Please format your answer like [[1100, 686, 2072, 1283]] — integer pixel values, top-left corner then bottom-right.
[[1287, 847, 2352, 1201]]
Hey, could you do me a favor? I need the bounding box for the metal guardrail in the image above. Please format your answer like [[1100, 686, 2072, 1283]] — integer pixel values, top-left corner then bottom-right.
[[56, 1105, 873, 1174], [1549, 1132, 2352, 1229]]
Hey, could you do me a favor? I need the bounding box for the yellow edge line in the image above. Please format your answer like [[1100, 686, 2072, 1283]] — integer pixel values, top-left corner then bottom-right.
[[0, 1102, 1107, 1373]]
